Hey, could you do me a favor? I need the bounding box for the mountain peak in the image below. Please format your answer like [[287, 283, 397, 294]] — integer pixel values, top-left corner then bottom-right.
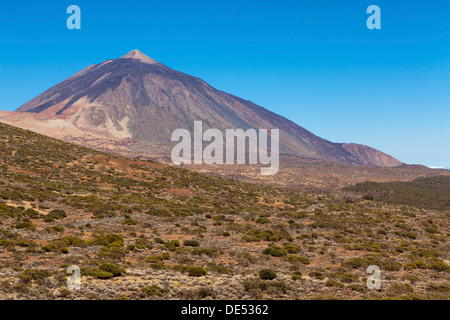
[[121, 49, 159, 64], [8, 51, 403, 168]]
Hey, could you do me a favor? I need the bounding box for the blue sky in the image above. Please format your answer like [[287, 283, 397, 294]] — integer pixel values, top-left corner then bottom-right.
[[0, 0, 449, 168]]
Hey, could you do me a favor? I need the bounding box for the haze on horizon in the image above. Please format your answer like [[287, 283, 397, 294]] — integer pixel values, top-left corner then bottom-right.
[[0, 0, 449, 168]]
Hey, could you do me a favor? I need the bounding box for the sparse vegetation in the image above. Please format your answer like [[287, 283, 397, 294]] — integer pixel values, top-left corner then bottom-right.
[[0, 122, 448, 300]]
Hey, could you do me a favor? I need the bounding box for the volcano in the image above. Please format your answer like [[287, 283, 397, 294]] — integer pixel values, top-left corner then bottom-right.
[[0, 50, 401, 167]]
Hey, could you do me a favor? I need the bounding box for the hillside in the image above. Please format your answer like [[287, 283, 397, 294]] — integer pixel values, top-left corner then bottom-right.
[[346, 176, 450, 211], [0, 122, 448, 300]]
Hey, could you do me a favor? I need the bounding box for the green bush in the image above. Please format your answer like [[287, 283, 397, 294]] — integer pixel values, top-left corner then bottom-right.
[[81, 267, 114, 279], [291, 271, 302, 281], [342, 257, 368, 269], [259, 269, 277, 280], [164, 242, 177, 251], [255, 216, 271, 224], [413, 260, 427, 269], [183, 239, 200, 247], [403, 262, 417, 270], [42, 244, 58, 252], [46, 209, 67, 220], [192, 247, 216, 257], [287, 255, 310, 265], [187, 266, 208, 277], [428, 260, 448, 272], [142, 285, 165, 296], [207, 263, 230, 274], [19, 269, 52, 283], [99, 263, 126, 277], [325, 279, 345, 288], [262, 246, 287, 257], [243, 278, 288, 296], [14, 221, 36, 231]]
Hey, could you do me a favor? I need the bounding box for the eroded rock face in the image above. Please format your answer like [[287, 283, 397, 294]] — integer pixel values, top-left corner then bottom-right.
[[2, 50, 401, 167], [342, 143, 402, 167]]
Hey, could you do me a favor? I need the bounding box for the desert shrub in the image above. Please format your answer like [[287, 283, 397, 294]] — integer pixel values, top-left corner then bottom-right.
[[24, 208, 40, 218], [81, 267, 114, 279], [337, 273, 359, 283], [255, 216, 271, 224], [403, 263, 417, 270], [183, 239, 200, 247], [47, 209, 67, 220], [14, 221, 36, 231], [243, 278, 288, 297], [187, 266, 207, 277], [142, 285, 165, 296], [123, 216, 137, 225], [428, 260, 448, 272], [426, 283, 450, 292], [342, 257, 369, 269], [150, 262, 169, 270], [147, 252, 170, 263], [291, 271, 302, 281], [161, 252, 170, 260], [381, 259, 402, 271], [154, 237, 165, 244], [283, 243, 300, 253], [192, 247, 217, 257], [164, 242, 177, 251], [413, 260, 427, 269], [287, 255, 310, 265], [147, 255, 163, 262], [99, 263, 126, 277], [196, 287, 216, 299], [309, 268, 326, 280], [19, 269, 52, 284], [147, 208, 171, 217], [60, 288, 71, 297], [259, 269, 277, 280], [242, 229, 279, 242], [42, 244, 58, 252], [348, 284, 366, 292], [262, 246, 287, 257], [207, 263, 230, 274], [134, 237, 153, 249], [390, 282, 414, 294], [87, 233, 124, 247], [325, 279, 345, 288], [60, 236, 85, 247], [48, 226, 65, 233], [97, 246, 127, 260]]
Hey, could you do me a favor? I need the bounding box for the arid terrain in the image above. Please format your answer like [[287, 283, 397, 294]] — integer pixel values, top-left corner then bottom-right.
[[0, 122, 448, 300]]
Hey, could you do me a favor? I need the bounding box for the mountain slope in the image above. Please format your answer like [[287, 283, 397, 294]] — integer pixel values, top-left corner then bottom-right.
[[2, 50, 401, 167]]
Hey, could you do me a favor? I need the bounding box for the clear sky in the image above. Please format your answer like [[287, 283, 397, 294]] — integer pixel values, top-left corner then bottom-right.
[[0, 0, 449, 168]]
